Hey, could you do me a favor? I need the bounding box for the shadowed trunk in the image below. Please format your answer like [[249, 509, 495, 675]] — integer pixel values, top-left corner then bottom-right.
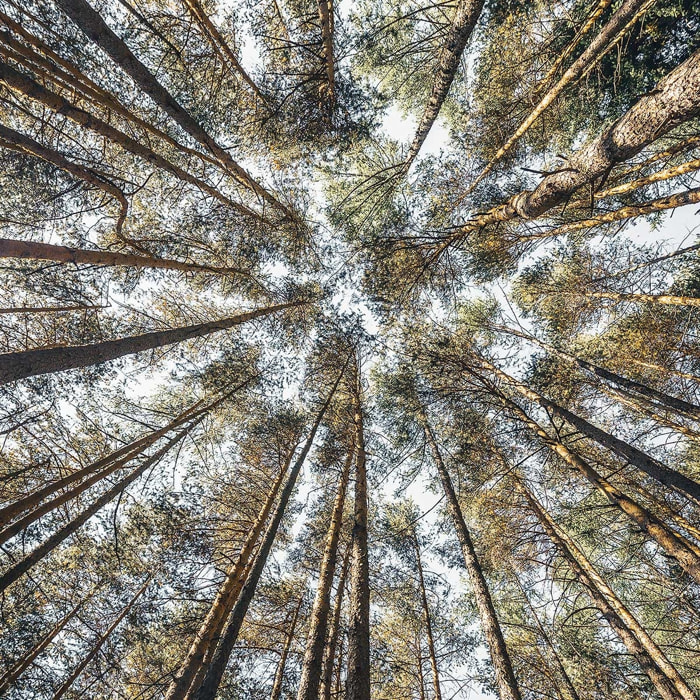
[[270, 595, 304, 700]]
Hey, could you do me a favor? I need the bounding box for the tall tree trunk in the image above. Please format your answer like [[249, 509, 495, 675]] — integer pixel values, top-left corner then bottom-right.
[[0, 62, 261, 220], [53, 0, 290, 216], [404, 0, 484, 168], [317, 0, 336, 108], [51, 576, 151, 700], [345, 362, 371, 700], [320, 548, 350, 700], [297, 445, 353, 700], [0, 238, 251, 276], [585, 290, 700, 308], [413, 533, 442, 700], [0, 419, 199, 593], [492, 389, 700, 585], [0, 594, 88, 695], [514, 476, 694, 700], [628, 357, 700, 384], [166, 446, 294, 700], [419, 407, 522, 700], [416, 636, 427, 700], [0, 301, 299, 385], [191, 358, 349, 700], [270, 595, 304, 700], [469, 0, 653, 189], [473, 352, 700, 503], [446, 47, 700, 245]]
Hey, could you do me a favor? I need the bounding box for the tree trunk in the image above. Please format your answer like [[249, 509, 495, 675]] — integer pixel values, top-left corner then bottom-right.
[[166, 446, 294, 700], [413, 533, 442, 700], [0, 238, 251, 276], [585, 290, 700, 308], [320, 548, 350, 700], [51, 576, 151, 700], [514, 476, 694, 700], [317, 0, 336, 108], [0, 301, 299, 385], [345, 363, 371, 700], [0, 594, 87, 695], [54, 0, 289, 216], [191, 359, 348, 700], [470, 0, 653, 188], [474, 353, 700, 504], [297, 446, 353, 700], [270, 595, 304, 700], [419, 408, 522, 700], [404, 0, 484, 167], [0, 420, 199, 593]]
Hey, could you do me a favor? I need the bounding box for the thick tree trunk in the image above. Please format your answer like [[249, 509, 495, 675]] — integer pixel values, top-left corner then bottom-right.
[[0, 595, 87, 695], [270, 595, 304, 700], [317, 0, 336, 108], [413, 534, 442, 700], [0, 301, 298, 385], [470, 0, 653, 188], [51, 576, 151, 700], [474, 353, 700, 504], [191, 360, 348, 700], [0, 62, 260, 220], [165, 447, 294, 700], [297, 446, 353, 700], [320, 548, 350, 700], [419, 409, 521, 700], [54, 0, 289, 216], [515, 476, 694, 700], [0, 420, 198, 593], [405, 0, 484, 167], [345, 365, 371, 700], [448, 47, 700, 243], [0, 238, 250, 276]]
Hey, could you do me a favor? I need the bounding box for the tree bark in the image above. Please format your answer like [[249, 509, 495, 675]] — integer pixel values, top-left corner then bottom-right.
[[405, 0, 484, 168], [0, 301, 299, 385], [297, 445, 353, 700], [419, 408, 522, 700], [345, 362, 371, 700], [317, 0, 336, 108], [191, 359, 349, 700], [270, 595, 304, 700], [514, 476, 694, 700], [585, 290, 700, 308]]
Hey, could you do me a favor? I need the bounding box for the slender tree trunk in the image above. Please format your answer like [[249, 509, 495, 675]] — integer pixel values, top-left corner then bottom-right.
[[417, 635, 427, 700], [404, 0, 484, 167], [166, 447, 294, 700], [585, 290, 700, 308], [297, 446, 353, 700], [191, 359, 349, 700], [419, 408, 522, 700], [595, 156, 700, 199], [493, 390, 700, 585], [628, 357, 700, 384], [0, 420, 199, 593], [413, 534, 442, 700], [317, 0, 336, 108], [514, 476, 694, 700], [54, 0, 289, 216], [0, 62, 261, 220], [0, 238, 250, 276], [473, 352, 700, 503], [320, 548, 350, 700], [0, 595, 87, 695], [0, 301, 299, 385], [469, 0, 653, 189], [345, 363, 371, 700], [270, 595, 304, 700], [51, 576, 151, 700]]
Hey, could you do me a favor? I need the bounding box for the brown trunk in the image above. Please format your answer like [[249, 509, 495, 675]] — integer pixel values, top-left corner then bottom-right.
[[419, 408, 522, 700], [0, 420, 199, 593], [413, 534, 442, 700], [166, 448, 293, 700], [317, 0, 336, 108], [585, 290, 700, 308], [514, 476, 694, 700], [54, 0, 290, 216], [51, 576, 151, 700], [270, 595, 304, 700], [628, 358, 700, 384], [297, 446, 353, 700], [0, 301, 299, 385], [320, 548, 350, 700], [405, 0, 484, 167], [345, 362, 371, 700], [0, 238, 251, 276], [417, 636, 427, 700]]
